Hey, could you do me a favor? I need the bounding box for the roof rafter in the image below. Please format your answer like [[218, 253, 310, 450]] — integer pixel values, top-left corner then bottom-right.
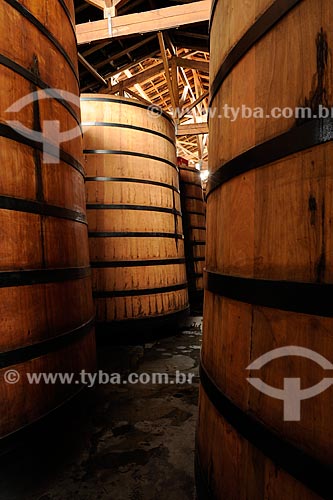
[[76, 1, 211, 44]]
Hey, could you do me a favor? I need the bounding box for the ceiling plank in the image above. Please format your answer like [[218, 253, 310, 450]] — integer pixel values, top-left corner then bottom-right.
[[76, 1, 211, 44], [94, 35, 156, 69], [176, 122, 209, 136], [172, 56, 209, 73], [105, 62, 164, 94]]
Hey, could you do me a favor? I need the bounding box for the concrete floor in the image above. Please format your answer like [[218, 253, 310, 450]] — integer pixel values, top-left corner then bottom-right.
[[0, 317, 202, 500]]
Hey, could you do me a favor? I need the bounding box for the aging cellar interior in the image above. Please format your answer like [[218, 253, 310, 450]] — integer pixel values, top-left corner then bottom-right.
[[0, 1, 332, 499]]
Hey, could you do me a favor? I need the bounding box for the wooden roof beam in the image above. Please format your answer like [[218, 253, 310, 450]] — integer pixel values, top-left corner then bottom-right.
[[84, 0, 105, 10], [172, 56, 209, 73], [123, 88, 152, 106], [158, 32, 177, 114], [176, 122, 209, 136], [94, 35, 156, 69], [78, 53, 108, 86], [105, 61, 164, 94], [179, 90, 208, 119], [84, 0, 127, 11], [76, 1, 211, 44]]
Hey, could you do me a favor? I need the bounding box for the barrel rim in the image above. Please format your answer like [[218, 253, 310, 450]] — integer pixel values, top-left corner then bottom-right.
[[80, 94, 174, 127]]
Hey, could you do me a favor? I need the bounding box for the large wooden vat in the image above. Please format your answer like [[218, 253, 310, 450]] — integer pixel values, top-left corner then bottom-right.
[[177, 157, 205, 311], [0, 0, 95, 441], [197, 1, 333, 499], [81, 95, 189, 339]]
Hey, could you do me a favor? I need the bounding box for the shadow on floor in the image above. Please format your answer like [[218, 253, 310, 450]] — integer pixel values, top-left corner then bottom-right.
[[0, 317, 202, 500]]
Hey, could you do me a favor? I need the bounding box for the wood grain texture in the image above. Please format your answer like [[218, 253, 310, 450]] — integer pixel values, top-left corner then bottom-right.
[[0, 0, 95, 439], [178, 158, 206, 308], [198, 0, 333, 498], [81, 95, 189, 329]]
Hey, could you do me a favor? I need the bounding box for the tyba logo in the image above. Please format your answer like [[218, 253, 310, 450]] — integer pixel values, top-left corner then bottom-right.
[[5, 89, 81, 164], [246, 346, 333, 421]]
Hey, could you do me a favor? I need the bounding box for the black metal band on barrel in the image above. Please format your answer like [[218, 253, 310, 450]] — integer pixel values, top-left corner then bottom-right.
[[83, 149, 178, 171], [94, 282, 188, 298], [191, 241, 206, 246], [0, 54, 81, 130], [205, 270, 333, 317], [193, 257, 205, 262], [0, 317, 94, 369], [86, 204, 181, 216], [207, 118, 333, 198], [82, 121, 175, 146], [0, 124, 85, 177], [190, 226, 206, 231], [181, 181, 202, 188], [179, 166, 201, 174], [0, 267, 91, 288], [185, 196, 204, 202], [57, 0, 77, 40], [88, 231, 184, 239], [209, 0, 219, 32], [210, 0, 302, 105], [5, 0, 80, 87], [80, 97, 174, 126], [85, 177, 180, 194], [187, 211, 205, 216], [0, 195, 87, 225], [91, 258, 186, 268], [199, 361, 333, 500]]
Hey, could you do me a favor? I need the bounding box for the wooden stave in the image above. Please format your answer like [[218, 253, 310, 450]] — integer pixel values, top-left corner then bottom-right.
[[0, 0, 95, 440], [198, 0, 333, 498], [81, 95, 189, 327], [179, 165, 206, 303]]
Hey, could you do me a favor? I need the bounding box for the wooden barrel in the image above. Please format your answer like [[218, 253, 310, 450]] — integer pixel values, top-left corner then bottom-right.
[[81, 95, 189, 339], [177, 157, 206, 311], [0, 0, 95, 441], [197, 1, 333, 499]]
